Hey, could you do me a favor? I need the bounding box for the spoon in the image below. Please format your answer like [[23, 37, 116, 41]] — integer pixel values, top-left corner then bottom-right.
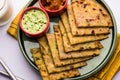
[[0, 58, 17, 80], [0, 70, 24, 80]]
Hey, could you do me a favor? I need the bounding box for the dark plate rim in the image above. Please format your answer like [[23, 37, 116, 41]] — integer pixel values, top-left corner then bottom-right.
[[17, 0, 117, 79], [18, 0, 39, 71]]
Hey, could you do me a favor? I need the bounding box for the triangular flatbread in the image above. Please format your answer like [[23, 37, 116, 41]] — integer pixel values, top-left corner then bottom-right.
[[67, 5, 110, 36], [38, 36, 86, 73], [57, 21, 103, 52], [60, 13, 108, 45], [31, 48, 80, 80], [54, 25, 100, 60], [72, 0, 112, 27]]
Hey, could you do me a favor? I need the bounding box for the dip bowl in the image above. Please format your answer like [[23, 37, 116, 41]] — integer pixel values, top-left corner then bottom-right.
[[19, 6, 50, 38], [38, 0, 68, 17]]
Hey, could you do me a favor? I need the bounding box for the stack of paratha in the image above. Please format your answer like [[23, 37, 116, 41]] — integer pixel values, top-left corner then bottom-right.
[[30, 0, 113, 80]]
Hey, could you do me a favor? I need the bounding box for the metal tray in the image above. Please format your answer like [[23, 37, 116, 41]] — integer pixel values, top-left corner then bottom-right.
[[18, 0, 117, 79]]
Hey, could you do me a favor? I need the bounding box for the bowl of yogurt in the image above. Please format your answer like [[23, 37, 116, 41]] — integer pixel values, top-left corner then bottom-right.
[[19, 6, 50, 38]]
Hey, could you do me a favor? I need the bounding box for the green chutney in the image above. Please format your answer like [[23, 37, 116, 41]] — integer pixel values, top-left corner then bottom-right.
[[22, 9, 47, 34]]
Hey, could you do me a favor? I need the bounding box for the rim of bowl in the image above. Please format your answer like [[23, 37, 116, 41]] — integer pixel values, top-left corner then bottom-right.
[[19, 6, 50, 36], [38, 0, 68, 13]]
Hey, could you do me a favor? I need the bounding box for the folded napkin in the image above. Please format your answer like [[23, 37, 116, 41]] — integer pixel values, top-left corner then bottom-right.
[[87, 34, 120, 80], [7, 8, 23, 39], [7, 9, 120, 80]]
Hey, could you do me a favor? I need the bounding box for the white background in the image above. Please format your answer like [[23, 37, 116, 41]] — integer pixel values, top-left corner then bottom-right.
[[0, 0, 120, 80]]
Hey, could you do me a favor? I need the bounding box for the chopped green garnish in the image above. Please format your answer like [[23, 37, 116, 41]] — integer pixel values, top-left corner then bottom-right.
[[22, 9, 47, 34]]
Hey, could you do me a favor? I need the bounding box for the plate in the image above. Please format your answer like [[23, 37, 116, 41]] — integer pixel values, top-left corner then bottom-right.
[[18, 0, 117, 79]]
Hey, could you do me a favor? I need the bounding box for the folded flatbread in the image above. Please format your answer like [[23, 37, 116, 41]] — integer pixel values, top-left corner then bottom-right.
[[58, 20, 103, 52], [70, 27, 110, 36], [53, 25, 100, 59], [31, 48, 80, 80], [47, 33, 91, 66], [46, 34, 87, 66], [67, 5, 110, 36], [38, 36, 87, 73], [72, 0, 112, 27], [68, 32, 108, 45], [60, 13, 108, 45]]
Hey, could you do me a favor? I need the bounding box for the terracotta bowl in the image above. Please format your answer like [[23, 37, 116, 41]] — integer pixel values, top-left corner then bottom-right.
[[19, 6, 50, 38], [38, 0, 68, 17]]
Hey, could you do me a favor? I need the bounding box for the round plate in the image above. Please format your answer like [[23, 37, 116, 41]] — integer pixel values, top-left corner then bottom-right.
[[18, 0, 117, 79]]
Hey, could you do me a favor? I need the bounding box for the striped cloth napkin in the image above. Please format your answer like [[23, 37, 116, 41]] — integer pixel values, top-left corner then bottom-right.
[[7, 9, 120, 80]]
